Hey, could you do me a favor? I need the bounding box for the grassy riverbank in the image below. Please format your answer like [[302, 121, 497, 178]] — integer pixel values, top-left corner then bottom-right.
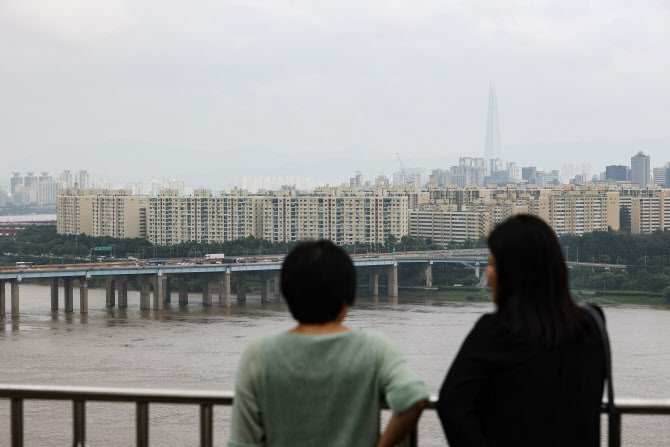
[[395, 286, 668, 306]]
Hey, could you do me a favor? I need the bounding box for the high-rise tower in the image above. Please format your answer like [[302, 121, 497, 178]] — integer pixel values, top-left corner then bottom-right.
[[484, 83, 502, 170]]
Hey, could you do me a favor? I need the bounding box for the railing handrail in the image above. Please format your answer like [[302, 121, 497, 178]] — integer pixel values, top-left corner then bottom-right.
[[2, 383, 670, 447]]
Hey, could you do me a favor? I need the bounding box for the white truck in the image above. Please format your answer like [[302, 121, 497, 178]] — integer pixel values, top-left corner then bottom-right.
[[204, 253, 226, 260]]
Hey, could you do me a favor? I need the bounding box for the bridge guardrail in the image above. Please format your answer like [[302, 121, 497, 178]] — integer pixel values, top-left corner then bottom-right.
[[1, 384, 669, 447]]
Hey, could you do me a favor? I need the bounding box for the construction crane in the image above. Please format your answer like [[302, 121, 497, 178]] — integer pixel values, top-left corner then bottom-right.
[[395, 153, 407, 185]]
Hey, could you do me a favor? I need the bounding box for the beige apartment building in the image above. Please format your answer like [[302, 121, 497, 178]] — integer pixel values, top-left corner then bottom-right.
[[57, 188, 145, 238], [631, 190, 670, 234], [147, 189, 263, 245], [262, 188, 408, 245], [409, 209, 485, 245], [537, 186, 619, 235]]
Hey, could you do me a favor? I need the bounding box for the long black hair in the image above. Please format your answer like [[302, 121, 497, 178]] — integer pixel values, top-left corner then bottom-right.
[[487, 214, 591, 346]]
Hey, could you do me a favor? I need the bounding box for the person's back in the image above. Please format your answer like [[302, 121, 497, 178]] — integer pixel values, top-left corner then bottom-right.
[[437, 215, 606, 447], [439, 312, 604, 447], [233, 330, 426, 447], [228, 240, 428, 447]]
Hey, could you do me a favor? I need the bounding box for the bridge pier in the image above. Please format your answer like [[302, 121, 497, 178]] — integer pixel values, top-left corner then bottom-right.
[[118, 276, 128, 308], [219, 272, 231, 307], [202, 278, 212, 307], [474, 261, 480, 279], [165, 278, 171, 303], [153, 276, 164, 310], [369, 269, 379, 297], [273, 274, 281, 301], [79, 279, 88, 314], [106, 277, 116, 308], [236, 273, 247, 303], [140, 277, 151, 309], [11, 280, 20, 318], [387, 265, 398, 297], [51, 278, 59, 310], [425, 263, 433, 288], [64, 278, 74, 312], [179, 278, 188, 305], [0, 280, 5, 316], [260, 273, 271, 303]]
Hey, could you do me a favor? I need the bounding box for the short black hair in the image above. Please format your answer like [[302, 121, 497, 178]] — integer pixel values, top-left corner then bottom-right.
[[281, 240, 356, 324]]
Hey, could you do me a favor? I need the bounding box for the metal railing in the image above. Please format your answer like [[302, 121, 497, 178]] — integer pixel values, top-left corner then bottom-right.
[[1, 384, 669, 447]]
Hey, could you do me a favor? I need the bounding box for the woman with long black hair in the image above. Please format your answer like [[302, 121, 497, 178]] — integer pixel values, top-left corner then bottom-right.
[[437, 214, 606, 447]]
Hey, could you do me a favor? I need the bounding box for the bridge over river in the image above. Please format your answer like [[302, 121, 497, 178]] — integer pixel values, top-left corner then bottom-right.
[[0, 250, 491, 317]]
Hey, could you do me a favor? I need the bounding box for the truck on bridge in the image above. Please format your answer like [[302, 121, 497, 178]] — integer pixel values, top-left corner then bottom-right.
[[204, 253, 226, 261]]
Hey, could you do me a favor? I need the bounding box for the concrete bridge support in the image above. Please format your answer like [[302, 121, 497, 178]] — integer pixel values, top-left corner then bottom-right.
[[0, 280, 5, 316], [64, 278, 74, 312], [153, 276, 164, 310], [236, 273, 247, 303], [202, 278, 212, 307], [79, 279, 88, 314], [474, 262, 480, 279], [179, 278, 188, 305], [425, 263, 433, 288], [106, 278, 116, 308], [51, 278, 59, 310], [260, 273, 271, 303], [165, 278, 171, 303], [140, 277, 151, 310], [387, 265, 398, 297], [118, 276, 128, 308], [11, 280, 20, 318], [219, 272, 231, 307], [273, 274, 281, 301], [369, 270, 379, 297]]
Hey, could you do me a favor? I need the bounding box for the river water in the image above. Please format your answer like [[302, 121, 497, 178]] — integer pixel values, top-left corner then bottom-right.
[[1, 285, 669, 446]]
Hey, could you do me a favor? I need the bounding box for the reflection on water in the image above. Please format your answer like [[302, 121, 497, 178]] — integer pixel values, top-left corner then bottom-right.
[[1, 285, 669, 446]]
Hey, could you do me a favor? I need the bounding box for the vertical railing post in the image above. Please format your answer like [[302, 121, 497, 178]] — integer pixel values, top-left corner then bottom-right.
[[72, 400, 86, 446], [612, 410, 622, 447], [11, 397, 24, 447], [200, 403, 213, 447], [408, 427, 419, 447], [136, 402, 149, 447]]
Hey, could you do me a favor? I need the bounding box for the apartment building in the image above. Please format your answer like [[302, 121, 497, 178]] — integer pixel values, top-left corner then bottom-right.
[[537, 187, 619, 235], [262, 189, 408, 245], [409, 209, 485, 245], [57, 188, 145, 238], [147, 189, 263, 245], [631, 190, 670, 234]]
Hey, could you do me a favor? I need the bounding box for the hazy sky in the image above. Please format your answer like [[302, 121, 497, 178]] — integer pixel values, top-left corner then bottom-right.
[[1, 0, 669, 186]]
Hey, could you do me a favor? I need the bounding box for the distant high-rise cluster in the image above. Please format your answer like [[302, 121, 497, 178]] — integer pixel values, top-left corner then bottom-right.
[[6, 172, 60, 206]]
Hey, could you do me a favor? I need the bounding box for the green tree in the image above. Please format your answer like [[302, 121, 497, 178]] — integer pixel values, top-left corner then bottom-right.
[[664, 286, 670, 305]]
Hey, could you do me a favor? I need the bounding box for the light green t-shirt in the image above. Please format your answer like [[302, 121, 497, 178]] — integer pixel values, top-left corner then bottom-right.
[[228, 330, 428, 447]]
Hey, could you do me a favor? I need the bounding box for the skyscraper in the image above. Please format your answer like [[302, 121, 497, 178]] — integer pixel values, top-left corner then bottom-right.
[[484, 83, 502, 169], [630, 151, 650, 187]]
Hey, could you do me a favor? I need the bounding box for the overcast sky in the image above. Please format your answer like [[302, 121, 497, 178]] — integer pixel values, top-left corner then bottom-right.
[[1, 0, 669, 187]]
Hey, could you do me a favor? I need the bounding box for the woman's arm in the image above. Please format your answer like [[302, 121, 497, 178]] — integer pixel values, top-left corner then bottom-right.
[[375, 400, 426, 447]]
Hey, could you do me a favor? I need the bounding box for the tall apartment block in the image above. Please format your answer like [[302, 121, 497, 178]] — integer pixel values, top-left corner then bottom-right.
[[262, 190, 408, 245], [631, 190, 670, 234], [57, 188, 145, 238], [147, 189, 263, 245], [536, 186, 619, 235]]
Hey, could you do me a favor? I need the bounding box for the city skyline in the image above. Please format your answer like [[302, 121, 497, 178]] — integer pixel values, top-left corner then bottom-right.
[[2, 1, 669, 186]]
